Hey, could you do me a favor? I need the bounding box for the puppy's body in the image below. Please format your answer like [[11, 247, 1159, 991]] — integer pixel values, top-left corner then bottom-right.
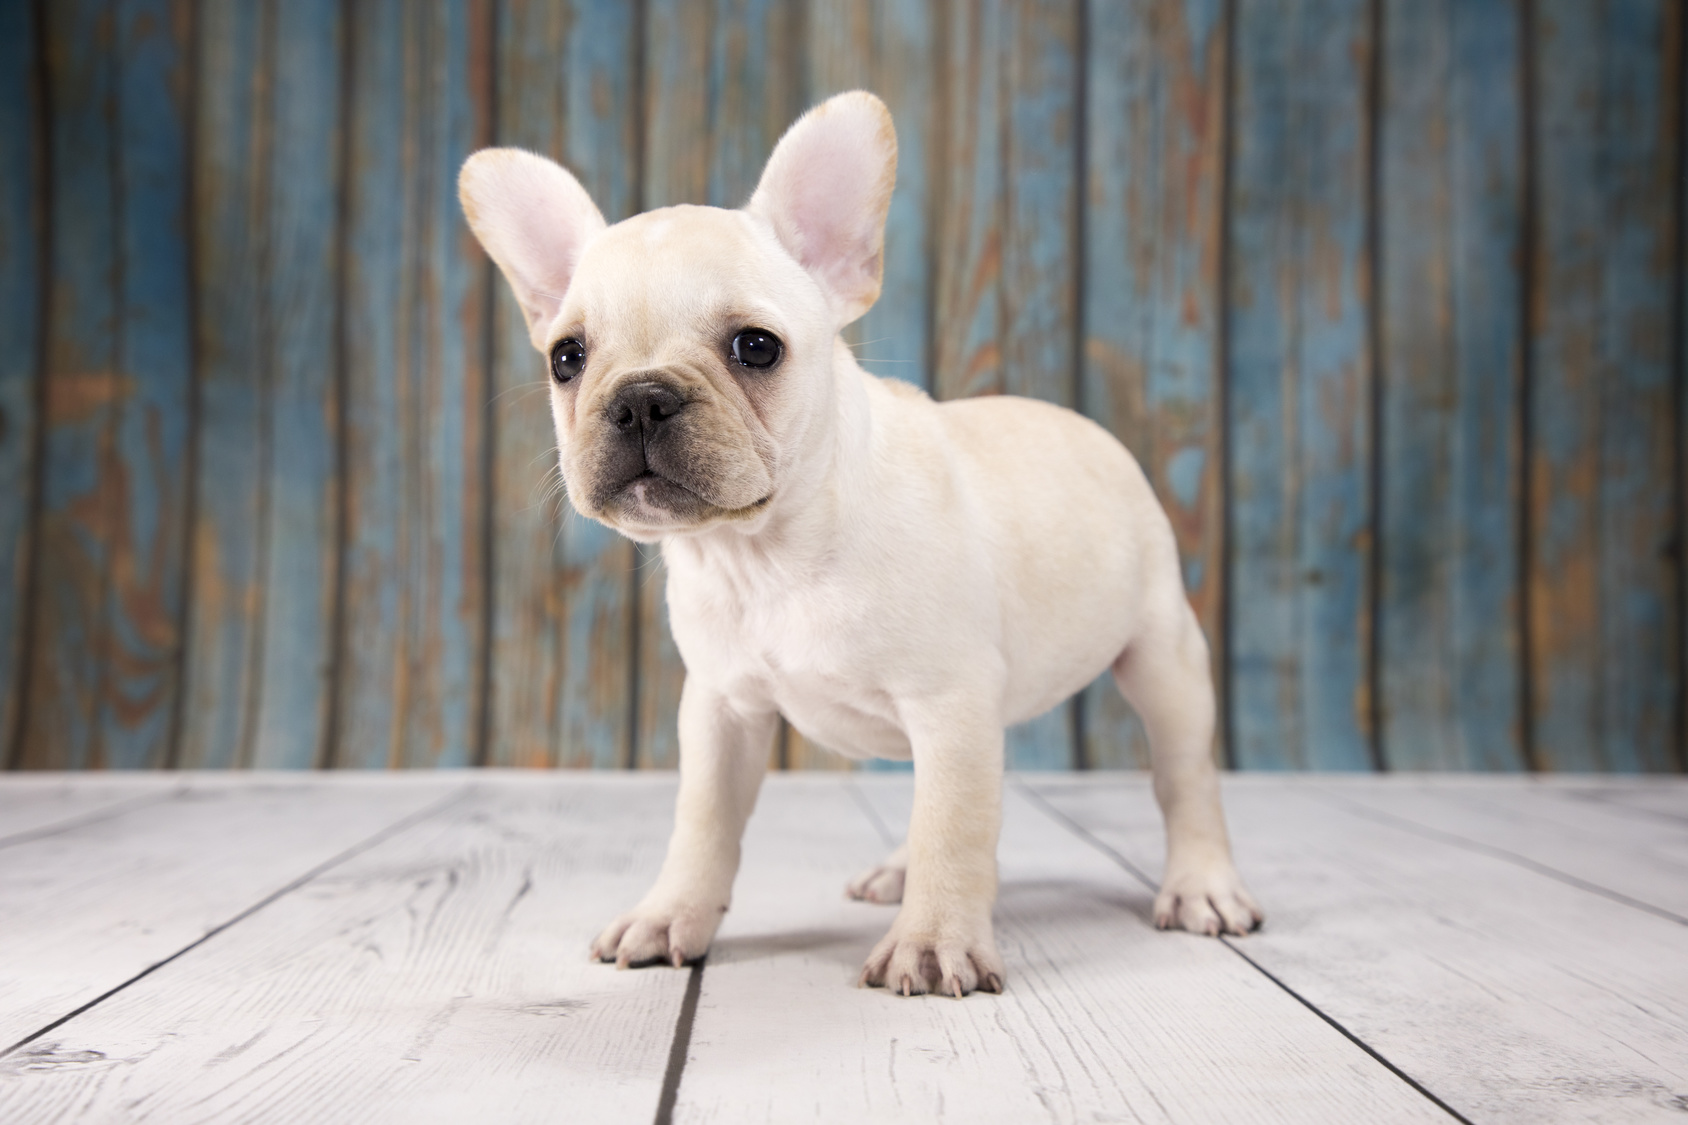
[[668, 361, 1163, 763], [460, 92, 1259, 998]]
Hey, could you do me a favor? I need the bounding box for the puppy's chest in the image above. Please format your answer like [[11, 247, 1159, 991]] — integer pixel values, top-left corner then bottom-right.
[[668, 570, 909, 758]]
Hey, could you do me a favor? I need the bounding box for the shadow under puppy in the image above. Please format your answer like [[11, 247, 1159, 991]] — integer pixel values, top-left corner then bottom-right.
[[458, 91, 1261, 999]]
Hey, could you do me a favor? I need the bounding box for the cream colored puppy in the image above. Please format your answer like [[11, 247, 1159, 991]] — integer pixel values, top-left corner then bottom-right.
[[459, 91, 1261, 998]]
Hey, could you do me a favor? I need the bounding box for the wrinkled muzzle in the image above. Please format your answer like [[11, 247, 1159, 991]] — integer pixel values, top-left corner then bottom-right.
[[571, 372, 775, 531]]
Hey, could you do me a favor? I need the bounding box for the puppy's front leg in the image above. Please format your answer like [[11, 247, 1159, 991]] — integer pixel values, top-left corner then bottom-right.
[[591, 680, 775, 968], [859, 701, 1007, 998]]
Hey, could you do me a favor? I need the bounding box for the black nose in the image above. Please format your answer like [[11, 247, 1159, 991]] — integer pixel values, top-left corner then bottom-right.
[[610, 381, 686, 433]]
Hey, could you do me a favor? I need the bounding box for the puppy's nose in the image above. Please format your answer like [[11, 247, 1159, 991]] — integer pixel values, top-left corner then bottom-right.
[[609, 381, 686, 433]]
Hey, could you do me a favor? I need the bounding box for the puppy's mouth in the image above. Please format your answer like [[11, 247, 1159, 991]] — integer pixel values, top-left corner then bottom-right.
[[609, 468, 771, 529]]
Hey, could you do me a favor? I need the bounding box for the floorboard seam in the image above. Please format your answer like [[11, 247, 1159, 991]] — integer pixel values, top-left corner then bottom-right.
[[653, 958, 705, 1125], [1012, 780, 1475, 1125], [0, 787, 184, 851], [1310, 788, 1688, 928], [0, 784, 472, 1061], [844, 778, 900, 849]]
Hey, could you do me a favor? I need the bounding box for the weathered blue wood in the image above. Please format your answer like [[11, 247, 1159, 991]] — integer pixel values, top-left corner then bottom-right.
[[1227, 0, 1375, 771], [21, 0, 120, 769], [251, 0, 344, 768], [179, 0, 265, 769], [1377, 0, 1526, 771], [1000, 0, 1081, 770], [486, 0, 638, 769], [635, 0, 802, 768], [339, 0, 493, 769], [1529, 0, 1681, 773], [99, 0, 195, 770], [0, 0, 42, 761], [1079, 0, 1228, 770]]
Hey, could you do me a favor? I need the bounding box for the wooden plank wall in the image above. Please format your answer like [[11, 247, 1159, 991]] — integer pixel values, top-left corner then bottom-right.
[[1, 0, 1683, 775]]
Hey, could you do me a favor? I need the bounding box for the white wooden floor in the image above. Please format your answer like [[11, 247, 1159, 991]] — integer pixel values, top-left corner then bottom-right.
[[0, 773, 1684, 1124]]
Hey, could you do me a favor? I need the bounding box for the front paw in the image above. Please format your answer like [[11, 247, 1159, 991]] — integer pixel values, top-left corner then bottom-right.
[[590, 899, 725, 969], [1154, 860, 1263, 936], [858, 909, 1005, 998]]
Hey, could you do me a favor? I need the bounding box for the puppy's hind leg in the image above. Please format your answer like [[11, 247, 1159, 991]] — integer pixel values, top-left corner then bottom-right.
[[1113, 602, 1263, 937], [846, 841, 907, 904]]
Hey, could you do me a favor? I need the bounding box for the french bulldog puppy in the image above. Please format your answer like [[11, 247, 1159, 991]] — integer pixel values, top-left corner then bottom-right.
[[459, 91, 1261, 998]]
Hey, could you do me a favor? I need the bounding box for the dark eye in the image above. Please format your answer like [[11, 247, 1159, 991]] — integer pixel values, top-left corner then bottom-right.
[[550, 338, 586, 384], [731, 329, 783, 369]]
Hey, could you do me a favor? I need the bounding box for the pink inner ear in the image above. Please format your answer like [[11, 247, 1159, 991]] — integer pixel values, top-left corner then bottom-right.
[[752, 96, 894, 320]]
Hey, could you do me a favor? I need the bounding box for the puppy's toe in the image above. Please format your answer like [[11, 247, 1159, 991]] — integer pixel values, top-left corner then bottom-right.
[[845, 863, 906, 904], [859, 915, 1004, 998], [591, 903, 719, 969]]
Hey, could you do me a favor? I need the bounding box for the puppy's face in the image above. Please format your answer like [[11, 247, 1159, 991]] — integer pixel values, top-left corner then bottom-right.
[[460, 92, 896, 542], [543, 207, 828, 539]]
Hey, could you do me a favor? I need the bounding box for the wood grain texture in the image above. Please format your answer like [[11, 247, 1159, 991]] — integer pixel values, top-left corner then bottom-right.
[[21, 0, 195, 770], [0, 776, 460, 1048], [0, 774, 177, 847], [0, 0, 40, 763], [178, 0, 266, 769], [1376, 0, 1526, 771], [485, 0, 639, 769], [637, 0, 803, 768], [675, 776, 1445, 1123], [1529, 0, 1683, 773], [1226, 0, 1375, 770], [250, 0, 344, 768], [1313, 776, 1688, 920], [0, 777, 688, 1124], [790, 0, 938, 772], [339, 0, 492, 769], [1035, 774, 1688, 1123], [1079, 0, 1228, 771]]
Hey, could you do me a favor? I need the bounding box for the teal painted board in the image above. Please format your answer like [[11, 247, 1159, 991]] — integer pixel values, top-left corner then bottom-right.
[[339, 0, 493, 769], [1079, 0, 1228, 771], [99, 0, 194, 769], [929, 0, 1072, 769], [932, 0, 1005, 406], [179, 0, 265, 769], [1528, 0, 1681, 773], [637, 0, 803, 768], [1377, 0, 1526, 771], [1226, 0, 1375, 770], [21, 0, 121, 769], [485, 0, 638, 768], [0, 0, 41, 760], [251, 0, 343, 768], [999, 0, 1080, 770]]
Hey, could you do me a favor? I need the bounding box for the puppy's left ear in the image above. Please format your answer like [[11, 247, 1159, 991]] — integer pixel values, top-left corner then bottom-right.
[[747, 91, 896, 325]]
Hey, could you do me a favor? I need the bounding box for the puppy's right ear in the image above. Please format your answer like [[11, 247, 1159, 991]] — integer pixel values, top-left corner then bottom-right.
[[459, 149, 606, 350]]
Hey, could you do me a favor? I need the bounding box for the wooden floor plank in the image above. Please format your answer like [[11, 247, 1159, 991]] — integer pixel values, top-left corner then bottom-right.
[[0, 775, 687, 1125], [674, 776, 1445, 1123], [0, 775, 461, 1048], [1308, 777, 1688, 921], [1031, 774, 1688, 1123], [0, 775, 178, 847]]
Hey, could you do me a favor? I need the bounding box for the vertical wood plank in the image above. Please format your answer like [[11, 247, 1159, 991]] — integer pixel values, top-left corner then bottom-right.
[[790, 0, 937, 771], [638, 0, 803, 768], [101, 0, 195, 769], [1078, 0, 1229, 771], [1376, 0, 1526, 771], [1227, 0, 1375, 770], [339, 0, 492, 769], [931, 0, 1079, 769], [0, 0, 42, 759], [486, 0, 639, 768], [251, 0, 344, 767], [1529, 0, 1682, 773], [23, 0, 194, 770], [179, 0, 265, 769]]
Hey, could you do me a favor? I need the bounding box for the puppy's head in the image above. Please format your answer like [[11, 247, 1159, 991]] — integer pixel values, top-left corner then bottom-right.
[[459, 91, 896, 542]]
